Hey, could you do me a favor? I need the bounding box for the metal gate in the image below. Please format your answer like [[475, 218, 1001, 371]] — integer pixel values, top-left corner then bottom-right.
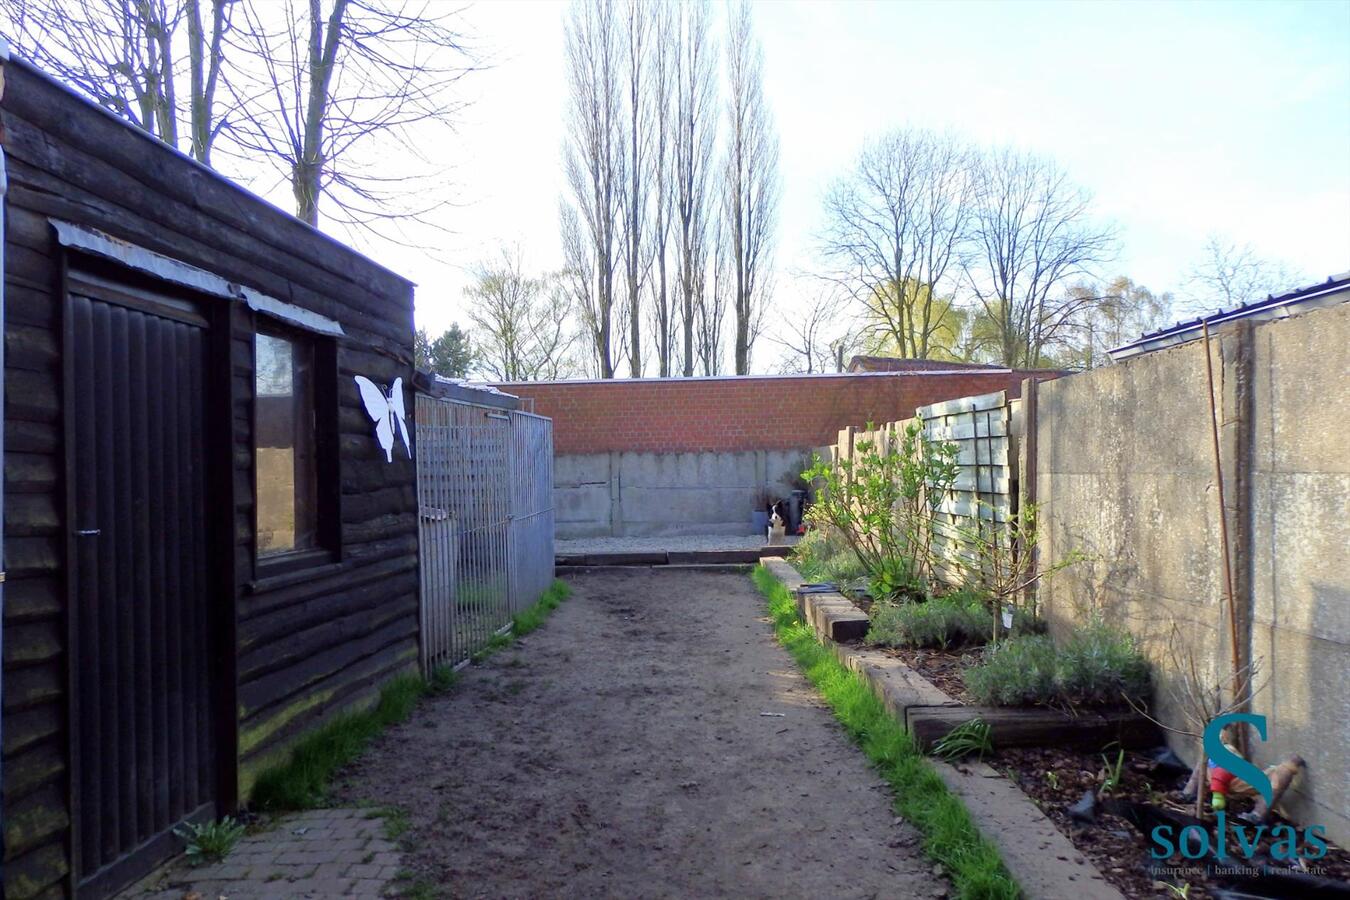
[[415, 394, 554, 673]]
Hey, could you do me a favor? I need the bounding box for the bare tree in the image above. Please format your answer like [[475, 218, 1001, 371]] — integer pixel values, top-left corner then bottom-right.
[[769, 291, 849, 374], [964, 148, 1117, 368], [828, 329, 865, 373], [1184, 235, 1302, 315], [671, 0, 715, 376], [228, 0, 472, 229], [4, 0, 235, 163], [697, 213, 728, 375], [1127, 630, 1270, 819], [559, 204, 602, 376], [185, 0, 232, 163], [466, 249, 580, 382], [646, 0, 677, 376], [562, 0, 622, 378], [616, 0, 650, 378], [722, 0, 777, 375], [1055, 276, 1173, 369], [821, 129, 974, 359]]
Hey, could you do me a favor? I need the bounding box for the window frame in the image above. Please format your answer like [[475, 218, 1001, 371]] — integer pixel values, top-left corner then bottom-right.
[[251, 318, 340, 579]]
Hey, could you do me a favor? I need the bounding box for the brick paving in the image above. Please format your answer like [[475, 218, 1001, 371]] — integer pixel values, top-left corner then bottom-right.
[[122, 809, 404, 900]]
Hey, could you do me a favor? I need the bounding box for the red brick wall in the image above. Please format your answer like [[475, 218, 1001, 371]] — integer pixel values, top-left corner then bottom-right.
[[493, 371, 1062, 454]]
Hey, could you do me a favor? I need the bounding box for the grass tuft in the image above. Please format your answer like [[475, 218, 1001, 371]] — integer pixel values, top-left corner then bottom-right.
[[426, 664, 459, 695], [751, 566, 1018, 900], [175, 816, 247, 865], [931, 719, 994, 762], [251, 579, 572, 811], [250, 674, 427, 811], [512, 579, 572, 637], [791, 527, 866, 585], [472, 579, 573, 662]]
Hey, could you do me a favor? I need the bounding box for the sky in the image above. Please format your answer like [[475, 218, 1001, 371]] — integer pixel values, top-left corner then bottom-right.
[[349, 0, 1350, 368]]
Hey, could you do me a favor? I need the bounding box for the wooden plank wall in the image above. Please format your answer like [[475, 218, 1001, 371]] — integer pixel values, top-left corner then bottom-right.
[[2, 59, 419, 898]]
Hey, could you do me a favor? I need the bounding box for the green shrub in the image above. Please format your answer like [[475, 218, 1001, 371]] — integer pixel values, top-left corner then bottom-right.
[[791, 527, 866, 585], [1056, 620, 1152, 705], [868, 556, 923, 601], [963, 623, 1151, 708], [964, 635, 1058, 705], [868, 594, 994, 649], [801, 423, 959, 587]]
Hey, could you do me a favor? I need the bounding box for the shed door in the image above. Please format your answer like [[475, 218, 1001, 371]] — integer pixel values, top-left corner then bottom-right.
[[68, 284, 219, 896]]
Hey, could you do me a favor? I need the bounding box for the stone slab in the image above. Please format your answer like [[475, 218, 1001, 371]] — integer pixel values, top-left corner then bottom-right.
[[832, 645, 960, 720], [796, 589, 870, 644], [121, 808, 404, 900], [933, 760, 1124, 900], [759, 556, 805, 592]]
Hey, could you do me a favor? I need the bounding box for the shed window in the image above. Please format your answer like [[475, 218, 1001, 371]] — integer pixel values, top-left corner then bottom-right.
[[256, 328, 320, 556]]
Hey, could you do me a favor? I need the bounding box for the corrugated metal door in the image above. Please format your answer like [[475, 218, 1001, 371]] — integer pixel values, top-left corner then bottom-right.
[[67, 284, 219, 896]]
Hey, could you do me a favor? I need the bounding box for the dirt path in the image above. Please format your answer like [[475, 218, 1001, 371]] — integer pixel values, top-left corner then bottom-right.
[[332, 569, 949, 899]]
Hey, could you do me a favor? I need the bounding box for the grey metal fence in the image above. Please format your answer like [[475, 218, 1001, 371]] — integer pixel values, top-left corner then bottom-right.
[[415, 394, 555, 674], [508, 411, 555, 613]]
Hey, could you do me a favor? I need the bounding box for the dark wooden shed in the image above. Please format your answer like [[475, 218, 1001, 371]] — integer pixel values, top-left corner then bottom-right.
[[0, 53, 420, 898]]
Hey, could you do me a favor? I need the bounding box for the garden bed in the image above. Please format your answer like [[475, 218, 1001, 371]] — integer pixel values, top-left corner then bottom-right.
[[879, 645, 979, 703], [998, 745, 1350, 899]]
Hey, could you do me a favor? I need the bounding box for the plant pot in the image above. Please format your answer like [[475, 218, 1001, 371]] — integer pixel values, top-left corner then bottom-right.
[[751, 510, 769, 536]]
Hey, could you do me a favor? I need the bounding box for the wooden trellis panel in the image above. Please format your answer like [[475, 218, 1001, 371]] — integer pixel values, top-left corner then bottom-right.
[[918, 391, 1016, 584]]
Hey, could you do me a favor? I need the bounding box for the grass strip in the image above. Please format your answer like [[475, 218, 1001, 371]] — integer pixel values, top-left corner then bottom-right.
[[473, 579, 573, 661], [751, 565, 1020, 900], [251, 579, 572, 811]]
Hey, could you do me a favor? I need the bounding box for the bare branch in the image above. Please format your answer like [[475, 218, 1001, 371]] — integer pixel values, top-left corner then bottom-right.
[[722, 0, 777, 374]]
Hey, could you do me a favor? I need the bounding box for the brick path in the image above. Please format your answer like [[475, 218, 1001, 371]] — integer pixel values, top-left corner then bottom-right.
[[124, 808, 403, 900]]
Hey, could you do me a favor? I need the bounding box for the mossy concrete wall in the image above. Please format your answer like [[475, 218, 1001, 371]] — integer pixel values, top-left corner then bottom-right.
[[1034, 302, 1349, 845]]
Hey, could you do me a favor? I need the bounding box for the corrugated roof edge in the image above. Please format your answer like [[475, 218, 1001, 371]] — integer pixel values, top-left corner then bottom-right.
[[1109, 270, 1350, 361], [1, 51, 414, 288]]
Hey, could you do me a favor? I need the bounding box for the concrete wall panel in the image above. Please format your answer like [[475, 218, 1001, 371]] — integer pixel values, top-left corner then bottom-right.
[[553, 449, 811, 539], [1036, 301, 1349, 844]]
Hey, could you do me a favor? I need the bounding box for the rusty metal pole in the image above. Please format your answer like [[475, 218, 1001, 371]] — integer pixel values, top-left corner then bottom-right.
[[1202, 321, 1247, 754]]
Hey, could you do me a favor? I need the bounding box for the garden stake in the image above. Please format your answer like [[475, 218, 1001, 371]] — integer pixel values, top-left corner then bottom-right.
[[1202, 320, 1246, 756]]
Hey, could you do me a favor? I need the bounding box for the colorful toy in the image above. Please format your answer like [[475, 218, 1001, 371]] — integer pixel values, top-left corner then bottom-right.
[[1209, 758, 1235, 809]]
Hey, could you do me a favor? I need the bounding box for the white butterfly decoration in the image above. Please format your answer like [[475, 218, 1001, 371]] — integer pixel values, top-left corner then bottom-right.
[[354, 375, 412, 463]]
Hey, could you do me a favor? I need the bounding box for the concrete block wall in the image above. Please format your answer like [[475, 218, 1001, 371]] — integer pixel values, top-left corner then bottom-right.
[[1248, 304, 1350, 846], [1034, 302, 1349, 844], [555, 450, 811, 538]]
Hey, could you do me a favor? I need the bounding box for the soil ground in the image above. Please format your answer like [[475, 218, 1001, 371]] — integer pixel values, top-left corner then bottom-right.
[[1000, 746, 1350, 899], [331, 568, 948, 899]]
